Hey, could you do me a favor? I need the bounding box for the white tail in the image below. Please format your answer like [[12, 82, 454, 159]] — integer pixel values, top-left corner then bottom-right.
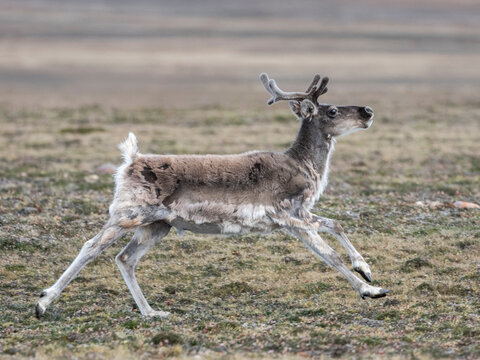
[[118, 132, 138, 164]]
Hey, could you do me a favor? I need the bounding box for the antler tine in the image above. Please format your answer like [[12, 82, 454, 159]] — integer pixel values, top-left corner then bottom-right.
[[305, 74, 321, 93], [260, 72, 313, 106], [259, 73, 276, 105], [259, 73, 273, 95], [313, 76, 329, 101], [259, 72, 329, 106]]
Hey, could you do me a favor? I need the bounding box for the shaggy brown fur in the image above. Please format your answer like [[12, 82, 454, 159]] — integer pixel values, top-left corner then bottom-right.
[[127, 152, 306, 207], [117, 151, 315, 232]]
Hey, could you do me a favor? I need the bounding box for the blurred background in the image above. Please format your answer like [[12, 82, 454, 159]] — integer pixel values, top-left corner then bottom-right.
[[1, 0, 479, 109]]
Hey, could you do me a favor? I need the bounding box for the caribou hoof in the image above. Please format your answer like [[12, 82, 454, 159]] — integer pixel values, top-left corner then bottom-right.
[[354, 267, 372, 282], [361, 288, 389, 300]]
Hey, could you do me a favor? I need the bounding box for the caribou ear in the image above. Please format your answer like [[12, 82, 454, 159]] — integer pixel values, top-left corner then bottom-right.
[[289, 101, 301, 118], [300, 99, 317, 120]]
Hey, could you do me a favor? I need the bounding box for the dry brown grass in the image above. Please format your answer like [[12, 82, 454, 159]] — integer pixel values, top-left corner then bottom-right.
[[1, 1, 480, 357], [0, 93, 479, 358]]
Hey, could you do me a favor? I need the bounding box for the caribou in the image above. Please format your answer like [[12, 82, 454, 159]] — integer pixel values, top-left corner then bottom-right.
[[36, 73, 388, 318]]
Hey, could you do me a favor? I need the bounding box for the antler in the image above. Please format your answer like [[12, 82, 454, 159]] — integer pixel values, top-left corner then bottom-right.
[[260, 73, 329, 106]]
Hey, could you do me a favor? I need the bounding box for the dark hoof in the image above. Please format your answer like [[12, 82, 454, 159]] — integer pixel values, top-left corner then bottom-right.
[[370, 289, 389, 298], [354, 268, 372, 282], [361, 288, 389, 299], [35, 303, 45, 318]]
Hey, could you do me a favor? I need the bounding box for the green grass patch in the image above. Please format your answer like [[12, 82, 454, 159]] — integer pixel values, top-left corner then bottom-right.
[[299, 281, 333, 296], [212, 281, 255, 297], [60, 127, 105, 134], [122, 320, 140, 330], [401, 257, 431, 273], [152, 331, 182, 346]]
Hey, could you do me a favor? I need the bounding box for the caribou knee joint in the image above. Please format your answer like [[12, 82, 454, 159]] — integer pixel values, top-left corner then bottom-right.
[[332, 220, 344, 234], [329, 249, 343, 265], [115, 252, 134, 271]]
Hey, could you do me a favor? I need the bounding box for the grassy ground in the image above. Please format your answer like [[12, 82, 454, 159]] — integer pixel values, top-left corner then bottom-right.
[[0, 97, 479, 359]]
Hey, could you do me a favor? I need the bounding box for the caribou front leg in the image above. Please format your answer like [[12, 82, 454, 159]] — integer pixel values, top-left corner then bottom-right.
[[311, 214, 372, 282], [287, 228, 388, 299]]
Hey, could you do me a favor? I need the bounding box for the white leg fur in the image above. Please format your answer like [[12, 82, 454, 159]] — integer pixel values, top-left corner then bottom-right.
[[287, 228, 388, 299], [36, 221, 126, 317], [115, 222, 171, 317], [312, 215, 372, 282]]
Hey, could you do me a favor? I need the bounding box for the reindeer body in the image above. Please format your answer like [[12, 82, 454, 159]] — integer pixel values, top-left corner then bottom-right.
[[112, 136, 331, 236], [36, 73, 388, 318]]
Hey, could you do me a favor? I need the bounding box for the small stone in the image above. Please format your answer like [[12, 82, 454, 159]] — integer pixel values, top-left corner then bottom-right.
[[358, 318, 383, 328], [284, 256, 302, 265], [0, 182, 17, 191], [4, 347, 17, 355], [415, 201, 425, 207], [84, 174, 99, 183], [427, 201, 444, 210], [114, 331, 127, 340], [20, 207, 39, 215], [95, 163, 117, 175], [452, 201, 480, 209]]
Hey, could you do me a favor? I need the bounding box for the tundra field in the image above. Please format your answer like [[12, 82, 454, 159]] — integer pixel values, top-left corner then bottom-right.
[[1, 1, 480, 359], [0, 93, 479, 359]]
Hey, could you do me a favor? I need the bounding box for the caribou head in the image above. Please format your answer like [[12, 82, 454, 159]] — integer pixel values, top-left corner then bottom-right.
[[260, 73, 374, 138]]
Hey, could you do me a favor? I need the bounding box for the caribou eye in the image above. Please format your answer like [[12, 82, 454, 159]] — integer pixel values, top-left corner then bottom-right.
[[327, 107, 338, 118]]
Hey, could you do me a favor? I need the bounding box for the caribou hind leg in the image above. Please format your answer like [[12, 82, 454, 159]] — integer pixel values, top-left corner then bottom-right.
[[36, 220, 126, 317], [35, 206, 168, 317], [115, 221, 171, 317]]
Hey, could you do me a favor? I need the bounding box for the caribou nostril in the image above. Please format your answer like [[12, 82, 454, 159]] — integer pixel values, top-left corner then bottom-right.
[[361, 106, 374, 118]]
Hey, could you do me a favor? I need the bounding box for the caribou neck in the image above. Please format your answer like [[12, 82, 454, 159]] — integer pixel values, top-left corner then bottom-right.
[[285, 118, 335, 176]]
